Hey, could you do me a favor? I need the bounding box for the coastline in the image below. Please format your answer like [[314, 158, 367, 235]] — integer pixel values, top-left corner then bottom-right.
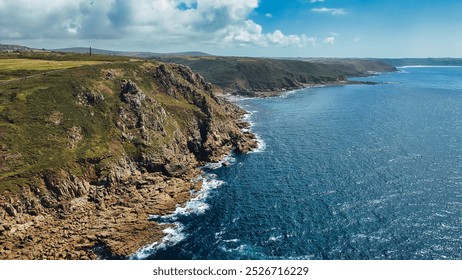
[[129, 112, 259, 260], [233, 79, 380, 98], [127, 76, 379, 259], [0, 62, 258, 260], [0, 61, 388, 260], [98, 75, 379, 258], [139, 66, 462, 260], [0, 102, 258, 260]]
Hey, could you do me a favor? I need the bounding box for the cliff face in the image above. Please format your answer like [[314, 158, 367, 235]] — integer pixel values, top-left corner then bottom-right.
[[159, 57, 396, 96], [0, 61, 256, 259]]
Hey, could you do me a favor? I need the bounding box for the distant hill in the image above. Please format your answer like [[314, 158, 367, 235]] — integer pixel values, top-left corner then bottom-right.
[[3, 43, 395, 97], [0, 43, 32, 52], [52, 47, 211, 58], [300, 58, 397, 74], [378, 58, 462, 67], [159, 56, 396, 96]]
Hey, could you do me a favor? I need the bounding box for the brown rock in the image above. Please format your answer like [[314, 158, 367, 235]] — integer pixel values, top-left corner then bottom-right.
[[0, 61, 259, 260], [4, 205, 17, 217], [3, 242, 13, 251]]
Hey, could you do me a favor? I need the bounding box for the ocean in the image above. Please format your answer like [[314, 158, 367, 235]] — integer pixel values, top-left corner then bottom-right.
[[135, 66, 462, 260]]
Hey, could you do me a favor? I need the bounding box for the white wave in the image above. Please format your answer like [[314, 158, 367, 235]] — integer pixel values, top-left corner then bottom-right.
[[130, 222, 185, 259], [399, 65, 462, 69], [242, 112, 252, 122], [150, 174, 224, 223], [285, 254, 316, 260], [277, 89, 298, 98], [223, 94, 257, 102], [202, 155, 236, 170], [268, 235, 283, 242], [214, 230, 225, 238], [219, 244, 248, 253], [132, 174, 224, 259], [249, 133, 266, 153], [241, 111, 266, 153], [241, 113, 255, 133], [223, 239, 240, 243], [241, 110, 258, 123]]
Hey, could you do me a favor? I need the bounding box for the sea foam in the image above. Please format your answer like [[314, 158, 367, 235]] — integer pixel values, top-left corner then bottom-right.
[[149, 174, 224, 223], [130, 222, 185, 259], [242, 111, 266, 153], [131, 173, 224, 259], [132, 98, 266, 259]]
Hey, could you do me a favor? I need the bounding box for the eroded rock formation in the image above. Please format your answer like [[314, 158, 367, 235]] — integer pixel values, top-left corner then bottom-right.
[[0, 62, 257, 259]]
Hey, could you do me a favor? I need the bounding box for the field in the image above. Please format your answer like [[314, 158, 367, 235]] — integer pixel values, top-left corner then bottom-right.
[[0, 52, 133, 192], [0, 59, 103, 71], [0, 52, 132, 82], [0, 51, 224, 193]]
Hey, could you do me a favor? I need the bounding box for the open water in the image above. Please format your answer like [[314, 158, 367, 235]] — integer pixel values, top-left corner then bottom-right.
[[136, 66, 462, 260]]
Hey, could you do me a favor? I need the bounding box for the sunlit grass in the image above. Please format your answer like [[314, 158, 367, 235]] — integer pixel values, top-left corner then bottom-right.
[[0, 58, 106, 82], [0, 58, 104, 71]]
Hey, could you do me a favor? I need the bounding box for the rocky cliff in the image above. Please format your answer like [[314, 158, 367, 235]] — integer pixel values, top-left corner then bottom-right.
[[159, 56, 396, 96], [0, 60, 257, 259]]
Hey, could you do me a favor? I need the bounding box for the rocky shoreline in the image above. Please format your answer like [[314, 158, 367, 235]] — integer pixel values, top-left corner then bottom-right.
[[0, 62, 257, 260], [1, 150, 254, 259], [227, 80, 380, 98], [0, 57, 390, 260], [0, 111, 257, 260]]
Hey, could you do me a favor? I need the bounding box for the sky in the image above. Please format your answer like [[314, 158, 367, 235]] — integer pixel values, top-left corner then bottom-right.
[[1, 0, 462, 58]]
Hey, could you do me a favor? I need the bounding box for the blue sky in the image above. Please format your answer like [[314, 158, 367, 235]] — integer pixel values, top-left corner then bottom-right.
[[1, 0, 461, 57]]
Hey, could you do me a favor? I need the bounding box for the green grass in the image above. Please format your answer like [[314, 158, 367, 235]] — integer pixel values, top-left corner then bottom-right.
[[0, 53, 233, 193], [0, 51, 133, 62], [158, 56, 395, 94], [0, 51, 135, 82], [0, 60, 123, 191], [0, 58, 104, 71], [0, 58, 106, 82]]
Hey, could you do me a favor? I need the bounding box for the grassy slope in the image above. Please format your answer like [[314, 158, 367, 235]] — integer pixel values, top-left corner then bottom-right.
[[0, 52, 395, 192], [159, 56, 396, 94], [159, 56, 341, 88], [0, 53, 222, 193], [0, 61, 116, 191], [0, 59, 105, 82], [0, 52, 131, 82]]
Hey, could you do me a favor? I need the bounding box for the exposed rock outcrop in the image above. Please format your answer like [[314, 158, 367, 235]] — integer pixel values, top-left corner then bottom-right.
[[0, 61, 257, 260], [159, 56, 396, 97]]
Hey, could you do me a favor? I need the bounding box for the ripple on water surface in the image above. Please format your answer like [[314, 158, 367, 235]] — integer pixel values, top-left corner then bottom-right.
[[146, 67, 462, 260]]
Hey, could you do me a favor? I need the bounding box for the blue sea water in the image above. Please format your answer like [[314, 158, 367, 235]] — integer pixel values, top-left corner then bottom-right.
[[138, 66, 462, 260]]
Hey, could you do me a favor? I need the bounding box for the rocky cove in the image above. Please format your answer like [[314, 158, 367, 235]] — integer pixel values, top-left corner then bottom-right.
[[0, 60, 257, 259], [0, 54, 395, 260]]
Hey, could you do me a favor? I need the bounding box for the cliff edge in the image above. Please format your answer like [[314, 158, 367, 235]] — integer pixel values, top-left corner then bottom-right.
[[0, 58, 256, 259], [159, 56, 396, 96]]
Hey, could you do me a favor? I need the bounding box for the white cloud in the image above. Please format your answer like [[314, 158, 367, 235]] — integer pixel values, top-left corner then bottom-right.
[[310, 0, 325, 3], [224, 20, 316, 47], [265, 13, 273, 18], [323, 36, 335, 44], [0, 0, 315, 50], [353, 37, 361, 42], [311, 7, 347, 15]]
